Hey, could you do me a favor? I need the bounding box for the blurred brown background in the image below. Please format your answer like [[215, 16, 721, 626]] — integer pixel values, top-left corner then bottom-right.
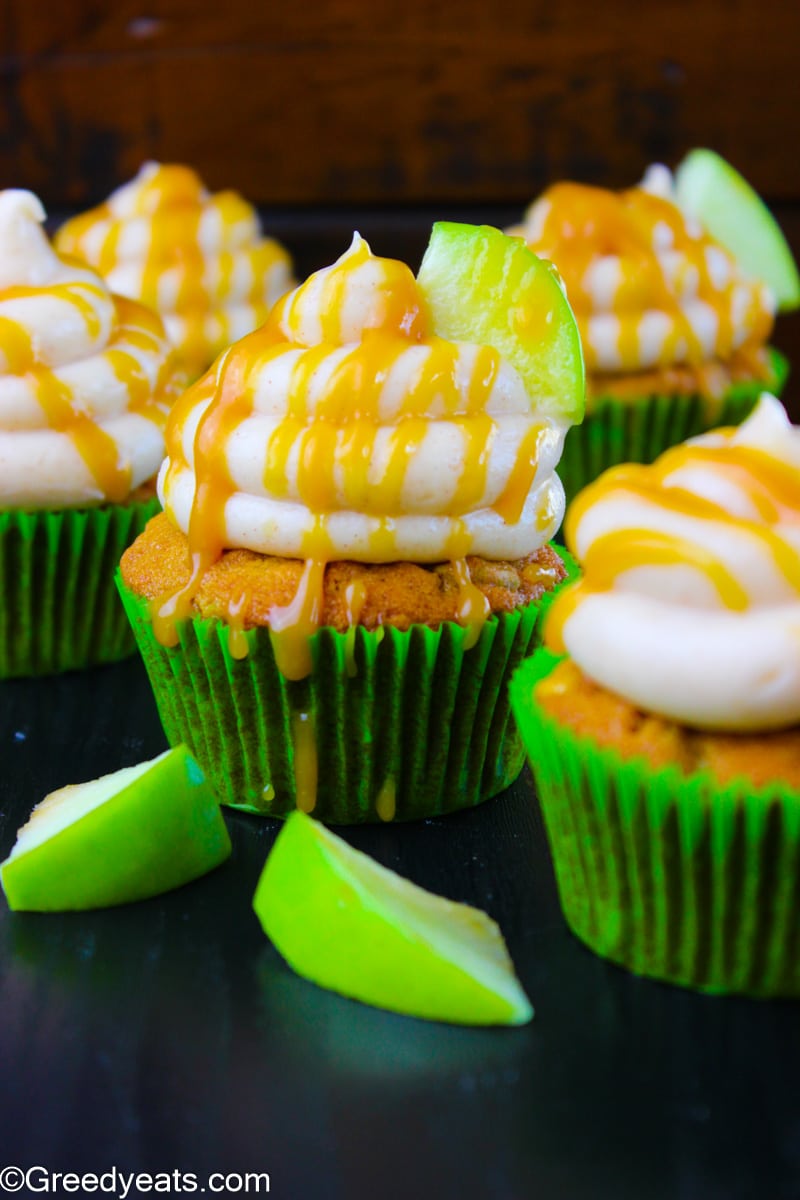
[[2, 0, 799, 374]]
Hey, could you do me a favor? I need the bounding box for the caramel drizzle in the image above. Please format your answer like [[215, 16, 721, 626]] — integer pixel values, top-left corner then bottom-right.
[[56, 166, 288, 373], [268, 557, 327, 682], [547, 436, 800, 653], [291, 710, 318, 813], [375, 779, 397, 822], [0, 282, 171, 501], [155, 243, 554, 677], [451, 558, 491, 649], [530, 182, 773, 368], [343, 580, 368, 677], [225, 590, 252, 660]]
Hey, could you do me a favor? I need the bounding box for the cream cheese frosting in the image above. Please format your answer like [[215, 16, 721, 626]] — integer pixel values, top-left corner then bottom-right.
[[54, 162, 294, 377], [0, 189, 182, 510], [151, 233, 570, 671], [547, 393, 800, 731], [509, 167, 775, 375], [158, 233, 567, 565]]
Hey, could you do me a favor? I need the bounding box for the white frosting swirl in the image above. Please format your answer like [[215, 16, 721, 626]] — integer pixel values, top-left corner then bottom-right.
[[549, 393, 800, 730], [54, 163, 294, 376], [0, 189, 182, 510], [158, 234, 567, 562], [510, 169, 775, 374]]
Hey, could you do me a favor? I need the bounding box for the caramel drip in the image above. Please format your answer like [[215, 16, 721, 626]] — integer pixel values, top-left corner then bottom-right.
[[548, 431, 800, 651], [268, 557, 327, 681], [451, 558, 490, 649], [366, 518, 399, 559], [225, 591, 251, 660], [535, 484, 561, 533], [34, 368, 130, 502], [291, 710, 318, 813], [493, 422, 545, 525], [544, 579, 583, 655], [142, 196, 203, 315], [531, 182, 772, 367], [0, 316, 33, 373], [343, 580, 368, 677], [343, 579, 367, 625], [106, 347, 167, 427], [375, 779, 397, 822], [96, 221, 122, 277], [152, 345, 258, 644], [406, 338, 501, 418], [269, 348, 502, 517], [583, 528, 749, 610], [107, 296, 169, 424], [3, 282, 104, 339], [443, 519, 473, 560]]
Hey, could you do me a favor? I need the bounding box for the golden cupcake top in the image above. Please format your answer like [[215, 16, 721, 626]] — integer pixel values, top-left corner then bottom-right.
[[0, 189, 182, 510], [54, 162, 294, 378], [509, 165, 775, 377], [152, 231, 574, 675], [547, 393, 800, 732]]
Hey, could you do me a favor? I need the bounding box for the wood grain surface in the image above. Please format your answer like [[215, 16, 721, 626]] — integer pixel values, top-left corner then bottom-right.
[[3, 0, 799, 209]]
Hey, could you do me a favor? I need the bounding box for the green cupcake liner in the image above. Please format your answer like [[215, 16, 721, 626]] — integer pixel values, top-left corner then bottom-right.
[[558, 347, 790, 512], [509, 649, 800, 996], [0, 496, 161, 678], [117, 554, 575, 823]]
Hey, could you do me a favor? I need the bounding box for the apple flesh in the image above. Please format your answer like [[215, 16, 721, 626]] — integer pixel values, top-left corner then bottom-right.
[[416, 221, 585, 425], [253, 811, 533, 1026], [1, 745, 231, 911], [675, 148, 800, 312]]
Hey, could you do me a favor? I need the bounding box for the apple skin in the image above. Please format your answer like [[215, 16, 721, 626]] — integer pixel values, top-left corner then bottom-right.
[[253, 811, 533, 1027], [675, 148, 800, 313], [1, 746, 231, 912], [417, 221, 585, 426]]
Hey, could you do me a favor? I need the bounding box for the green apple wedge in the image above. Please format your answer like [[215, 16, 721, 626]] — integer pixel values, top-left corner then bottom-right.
[[253, 811, 533, 1026], [417, 221, 585, 425], [675, 148, 800, 312], [1, 745, 231, 911]]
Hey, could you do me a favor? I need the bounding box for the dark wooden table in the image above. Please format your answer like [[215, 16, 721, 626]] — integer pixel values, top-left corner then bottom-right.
[[2, 638, 800, 1200]]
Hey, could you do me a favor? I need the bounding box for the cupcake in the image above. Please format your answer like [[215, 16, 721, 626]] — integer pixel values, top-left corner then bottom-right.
[[509, 393, 800, 995], [118, 222, 584, 823], [0, 189, 184, 677], [55, 162, 294, 380], [508, 159, 793, 507]]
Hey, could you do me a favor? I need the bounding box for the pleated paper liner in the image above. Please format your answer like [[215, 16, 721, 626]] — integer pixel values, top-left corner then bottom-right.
[[558, 348, 789, 512], [509, 649, 800, 997], [118, 574, 564, 824], [0, 495, 161, 678]]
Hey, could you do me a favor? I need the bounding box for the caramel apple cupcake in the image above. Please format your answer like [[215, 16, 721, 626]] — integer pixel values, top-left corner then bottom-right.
[[509, 155, 795, 506], [0, 189, 183, 677], [510, 393, 800, 994], [55, 162, 294, 380], [118, 222, 584, 822]]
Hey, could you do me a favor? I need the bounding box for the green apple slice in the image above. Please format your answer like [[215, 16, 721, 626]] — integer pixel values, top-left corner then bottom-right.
[[253, 811, 533, 1026], [1, 745, 231, 911], [417, 221, 585, 424], [675, 148, 800, 312]]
